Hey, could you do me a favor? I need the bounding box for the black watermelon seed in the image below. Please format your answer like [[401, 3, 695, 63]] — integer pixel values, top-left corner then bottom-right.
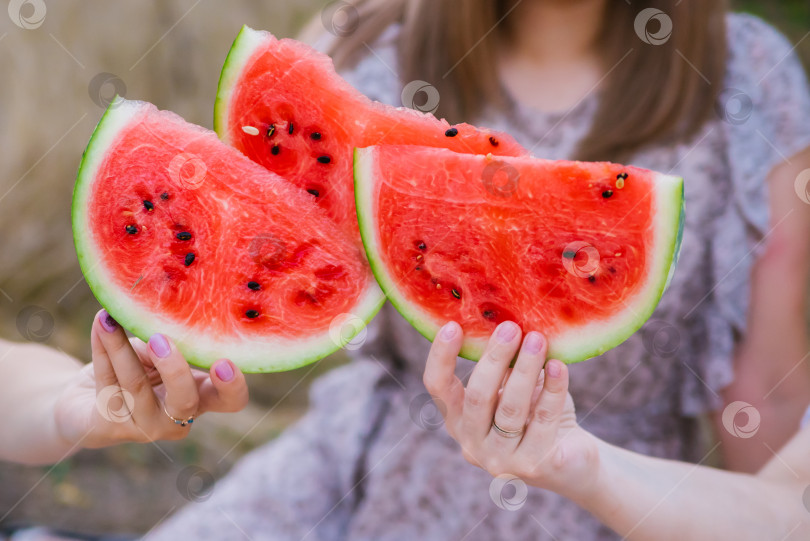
[[271, 144, 280, 155], [483, 309, 496, 320], [588, 275, 596, 283], [307, 188, 320, 197], [245, 309, 259, 319], [445, 127, 458, 137], [143, 200, 154, 211], [266, 124, 275, 137], [176, 231, 192, 241], [417, 241, 427, 251], [489, 136, 499, 146], [125, 224, 138, 235], [602, 190, 613, 198], [288, 122, 294, 135], [184, 252, 195, 266], [562, 250, 576, 259], [415, 266, 422, 271], [317, 155, 331, 164], [247, 281, 260, 291], [451, 288, 461, 299], [617, 172, 628, 180], [160, 192, 169, 200], [310, 132, 321, 140]]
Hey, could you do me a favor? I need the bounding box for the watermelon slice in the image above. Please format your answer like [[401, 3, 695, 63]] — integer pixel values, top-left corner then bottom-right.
[[72, 98, 384, 372], [354, 146, 684, 362], [214, 26, 526, 239]]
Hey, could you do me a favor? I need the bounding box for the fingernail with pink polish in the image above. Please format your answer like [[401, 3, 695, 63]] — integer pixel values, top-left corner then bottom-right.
[[148, 333, 171, 358], [440, 322, 459, 340], [100, 310, 118, 333], [214, 359, 235, 382], [524, 332, 543, 354], [546, 360, 562, 378], [497, 321, 519, 341]]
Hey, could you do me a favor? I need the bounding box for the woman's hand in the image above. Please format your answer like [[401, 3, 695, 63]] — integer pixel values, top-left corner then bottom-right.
[[423, 321, 599, 496], [54, 309, 250, 449]]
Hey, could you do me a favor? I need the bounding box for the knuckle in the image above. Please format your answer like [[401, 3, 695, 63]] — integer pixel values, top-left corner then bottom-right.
[[532, 406, 556, 425], [497, 401, 521, 421], [464, 388, 487, 409]]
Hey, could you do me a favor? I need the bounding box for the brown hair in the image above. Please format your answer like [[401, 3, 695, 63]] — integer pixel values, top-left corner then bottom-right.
[[304, 0, 728, 162]]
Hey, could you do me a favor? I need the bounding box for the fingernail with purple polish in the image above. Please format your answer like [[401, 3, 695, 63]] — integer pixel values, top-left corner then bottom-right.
[[100, 310, 118, 333], [149, 333, 171, 358], [214, 359, 235, 382]]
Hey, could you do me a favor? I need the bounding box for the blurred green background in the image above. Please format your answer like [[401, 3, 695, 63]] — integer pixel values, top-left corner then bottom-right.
[[0, 0, 807, 536]]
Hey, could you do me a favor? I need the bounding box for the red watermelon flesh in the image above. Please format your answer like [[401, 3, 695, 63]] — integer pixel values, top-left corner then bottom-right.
[[354, 146, 684, 362], [73, 99, 383, 372], [215, 26, 527, 239]]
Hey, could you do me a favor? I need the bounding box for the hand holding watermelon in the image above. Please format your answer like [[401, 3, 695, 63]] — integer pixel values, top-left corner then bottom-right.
[[54, 310, 249, 452], [423, 321, 598, 497]]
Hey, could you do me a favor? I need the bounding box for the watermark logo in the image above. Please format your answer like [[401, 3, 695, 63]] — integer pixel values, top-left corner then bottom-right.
[[8, 0, 46, 29], [96, 385, 135, 423], [321, 1, 359, 37], [176, 465, 215, 502], [561, 241, 600, 279], [88, 72, 127, 109], [168, 152, 207, 190], [16, 305, 54, 342], [794, 169, 810, 205], [482, 160, 520, 198], [248, 234, 286, 269], [634, 8, 672, 46], [715, 88, 753, 126], [408, 393, 446, 431], [328, 313, 367, 351], [401, 80, 440, 114], [721, 401, 760, 439], [489, 474, 528, 511], [642, 320, 682, 358]]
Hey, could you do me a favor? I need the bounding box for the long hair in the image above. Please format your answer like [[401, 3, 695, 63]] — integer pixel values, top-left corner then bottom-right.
[[303, 0, 728, 162]]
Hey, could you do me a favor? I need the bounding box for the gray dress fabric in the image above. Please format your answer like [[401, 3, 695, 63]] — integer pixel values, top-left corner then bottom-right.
[[146, 14, 810, 541]]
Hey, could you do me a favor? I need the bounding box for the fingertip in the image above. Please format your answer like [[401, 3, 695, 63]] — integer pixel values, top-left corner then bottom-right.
[[212, 359, 236, 383], [438, 321, 461, 342], [98, 309, 119, 333], [522, 331, 545, 355], [545, 360, 568, 389], [148, 333, 172, 359]]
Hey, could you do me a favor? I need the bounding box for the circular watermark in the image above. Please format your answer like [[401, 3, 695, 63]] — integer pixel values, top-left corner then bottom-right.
[[88, 72, 127, 109], [321, 1, 359, 37], [794, 169, 810, 205], [401, 80, 440, 114], [715, 88, 753, 126], [802, 485, 810, 513], [634, 8, 672, 46], [641, 319, 681, 358], [721, 401, 761, 439], [167, 152, 207, 190], [408, 393, 446, 431], [248, 233, 286, 269], [176, 465, 215, 502], [481, 161, 520, 198], [561, 241, 600, 279], [489, 474, 528, 511], [96, 385, 135, 423], [8, 0, 46, 30], [328, 313, 367, 351], [15, 305, 54, 342]]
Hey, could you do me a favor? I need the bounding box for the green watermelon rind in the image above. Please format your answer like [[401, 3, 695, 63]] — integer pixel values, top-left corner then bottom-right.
[[214, 25, 265, 144], [72, 98, 384, 373], [354, 146, 685, 363]]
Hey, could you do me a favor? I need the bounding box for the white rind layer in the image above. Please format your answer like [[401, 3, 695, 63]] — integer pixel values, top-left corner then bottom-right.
[[73, 98, 384, 373], [354, 146, 684, 363]]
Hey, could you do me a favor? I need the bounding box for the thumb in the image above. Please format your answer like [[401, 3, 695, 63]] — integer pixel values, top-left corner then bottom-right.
[[198, 359, 249, 414]]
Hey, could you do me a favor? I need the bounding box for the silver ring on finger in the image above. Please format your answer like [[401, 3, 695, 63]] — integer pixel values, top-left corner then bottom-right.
[[163, 403, 196, 427], [492, 420, 523, 438]]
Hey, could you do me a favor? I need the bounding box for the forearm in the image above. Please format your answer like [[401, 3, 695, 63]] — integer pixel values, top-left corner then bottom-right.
[[0, 340, 83, 464], [566, 436, 810, 541]]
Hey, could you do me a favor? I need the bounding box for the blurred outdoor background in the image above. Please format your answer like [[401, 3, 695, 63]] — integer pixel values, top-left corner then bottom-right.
[[0, 0, 808, 537]]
